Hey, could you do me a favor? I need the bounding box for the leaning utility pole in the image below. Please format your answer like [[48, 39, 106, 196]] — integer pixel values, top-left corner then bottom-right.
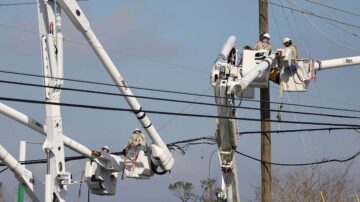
[[259, 0, 272, 202]]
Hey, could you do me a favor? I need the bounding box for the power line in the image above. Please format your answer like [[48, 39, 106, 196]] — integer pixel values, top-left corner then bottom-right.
[[303, 0, 360, 40], [0, 138, 216, 167], [239, 127, 360, 135], [0, 18, 359, 108], [1, 69, 360, 113], [2, 79, 360, 120], [285, 0, 360, 53], [0, 9, 359, 105], [1, 135, 359, 168], [0, 96, 359, 128], [268, 1, 360, 30], [0, 22, 342, 108], [0, 167, 8, 174], [235, 149, 360, 166], [0, 8, 359, 108], [305, 0, 360, 17], [288, 4, 311, 56], [158, 87, 212, 131]]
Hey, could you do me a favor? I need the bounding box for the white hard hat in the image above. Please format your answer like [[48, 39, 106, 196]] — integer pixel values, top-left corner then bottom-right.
[[263, 33, 270, 39], [101, 146, 109, 151], [133, 128, 141, 133], [283, 37, 291, 43]]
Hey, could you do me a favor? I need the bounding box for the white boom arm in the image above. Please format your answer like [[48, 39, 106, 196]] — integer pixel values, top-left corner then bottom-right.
[[1, 102, 155, 197], [0, 145, 44, 202], [211, 37, 360, 202], [56, 0, 173, 171], [0, 103, 93, 159], [211, 36, 240, 202], [314, 56, 360, 70], [211, 36, 277, 202], [229, 53, 276, 94]]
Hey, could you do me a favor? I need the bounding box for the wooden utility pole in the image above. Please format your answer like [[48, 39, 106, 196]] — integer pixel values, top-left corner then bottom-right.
[[259, 0, 272, 202]]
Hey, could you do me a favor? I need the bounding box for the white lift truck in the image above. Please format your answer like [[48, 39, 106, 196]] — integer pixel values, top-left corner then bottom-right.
[[0, 0, 174, 201], [38, 0, 174, 198], [210, 36, 360, 202]]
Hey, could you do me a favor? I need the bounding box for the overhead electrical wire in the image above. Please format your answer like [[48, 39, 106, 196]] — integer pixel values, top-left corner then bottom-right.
[[0, 167, 8, 174], [1, 79, 360, 120], [267, 1, 360, 30], [305, 0, 360, 17], [285, 0, 360, 53], [304, 0, 360, 40], [235, 149, 360, 166], [169, 122, 360, 168], [269, 2, 283, 41], [0, 1, 358, 187], [0, 19, 359, 108], [239, 127, 360, 135], [278, 0, 297, 43], [1, 69, 360, 113], [287, 5, 311, 56], [0, 96, 359, 128], [0, 4, 359, 108], [1, 133, 359, 168], [158, 87, 212, 131]]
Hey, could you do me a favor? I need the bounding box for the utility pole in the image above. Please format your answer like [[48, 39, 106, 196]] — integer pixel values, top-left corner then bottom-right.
[[259, 0, 272, 202]]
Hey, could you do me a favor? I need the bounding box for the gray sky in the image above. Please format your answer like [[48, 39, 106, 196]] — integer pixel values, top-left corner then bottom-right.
[[0, 0, 360, 201]]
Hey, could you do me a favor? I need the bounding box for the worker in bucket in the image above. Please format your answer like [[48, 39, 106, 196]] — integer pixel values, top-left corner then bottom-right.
[[127, 129, 146, 147], [253, 32, 272, 54], [283, 37, 299, 73], [101, 146, 110, 153], [91, 145, 110, 157]]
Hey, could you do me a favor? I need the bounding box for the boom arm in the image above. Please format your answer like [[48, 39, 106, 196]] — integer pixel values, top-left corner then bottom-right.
[[56, 0, 173, 171], [211, 36, 277, 202], [211, 37, 359, 202], [0, 145, 43, 202], [314, 56, 360, 70], [0, 103, 93, 159]]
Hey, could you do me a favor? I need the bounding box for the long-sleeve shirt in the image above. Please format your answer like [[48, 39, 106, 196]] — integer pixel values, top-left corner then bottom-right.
[[288, 44, 299, 61], [253, 41, 272, 53]]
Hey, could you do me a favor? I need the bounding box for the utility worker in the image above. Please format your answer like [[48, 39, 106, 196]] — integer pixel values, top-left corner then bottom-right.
[[91, 145, 110, 157], [283, 37, 298, 61], [253, 33, 272, 54], [127, 129, 146, 147], [101, 146, 110, 153], [283, 37, 299, 73]]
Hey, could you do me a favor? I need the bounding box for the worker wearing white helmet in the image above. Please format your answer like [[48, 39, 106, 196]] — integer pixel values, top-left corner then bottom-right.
[[283, 37, 299, 61], [283, 37, 299, 73], [253, 33, 272, 54], [127, 129, 146, 147], [101, 146, 110, 153]]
